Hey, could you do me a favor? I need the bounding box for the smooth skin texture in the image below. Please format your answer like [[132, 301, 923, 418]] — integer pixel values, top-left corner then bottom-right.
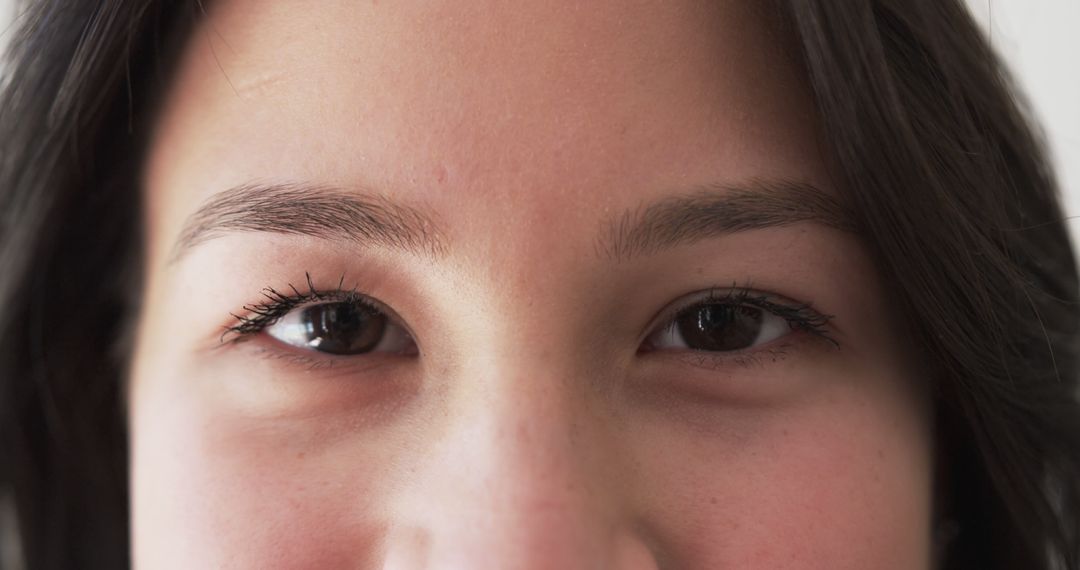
[[129, 0, 934, 568]]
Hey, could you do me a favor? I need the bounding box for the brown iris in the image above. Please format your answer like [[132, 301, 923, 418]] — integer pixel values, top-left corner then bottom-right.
[[674, 304, 766, 351], [300, 302, 387, 355]]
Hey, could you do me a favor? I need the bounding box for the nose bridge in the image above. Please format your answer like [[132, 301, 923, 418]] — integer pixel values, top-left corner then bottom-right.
[[445, 360, 602, 549], [383, 350, 654, 569], [462, 359, 597, 508]]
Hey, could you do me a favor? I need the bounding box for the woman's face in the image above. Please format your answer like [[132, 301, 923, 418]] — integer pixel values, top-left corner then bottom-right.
[[129, 1, 934, 567]]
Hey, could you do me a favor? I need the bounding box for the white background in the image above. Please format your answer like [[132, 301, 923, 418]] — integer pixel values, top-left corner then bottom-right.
[[0, 0, 1078, 242]]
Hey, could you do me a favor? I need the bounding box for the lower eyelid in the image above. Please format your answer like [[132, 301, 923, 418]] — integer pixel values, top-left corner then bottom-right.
[[675, 344, 794, 371], [639, 338, 794, 369], [641, 324, 839, 373], [231, 336, 414, 374]]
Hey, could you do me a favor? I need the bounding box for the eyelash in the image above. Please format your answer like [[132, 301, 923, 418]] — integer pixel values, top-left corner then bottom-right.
[[655, 285, 838, 348], [222, 275, 840, 364], [221, 272, 379, 343]]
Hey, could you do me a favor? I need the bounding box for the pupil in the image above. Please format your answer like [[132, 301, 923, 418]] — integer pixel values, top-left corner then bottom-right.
[[300, 302, 386, 354], [675, 304, 764, 351]]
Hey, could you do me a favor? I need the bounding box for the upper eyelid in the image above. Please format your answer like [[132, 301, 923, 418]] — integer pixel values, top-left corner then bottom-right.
[[640, 285, 769, 335], [222, 282, 399, 343], [223, 280, 835, 352], [641, 286, 837, 345]]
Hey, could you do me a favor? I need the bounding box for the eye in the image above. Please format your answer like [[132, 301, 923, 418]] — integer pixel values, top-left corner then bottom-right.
[[642, 288, 835, 354], [265, 300, 415, 356], [645, 303, 789, 352]]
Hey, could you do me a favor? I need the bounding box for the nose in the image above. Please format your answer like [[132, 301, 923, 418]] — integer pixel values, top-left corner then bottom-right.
[[380, 359, 661, 570]]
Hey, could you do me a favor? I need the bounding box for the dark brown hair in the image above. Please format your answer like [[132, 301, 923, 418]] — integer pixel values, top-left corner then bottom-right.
[[1, 1, 1078, 568]]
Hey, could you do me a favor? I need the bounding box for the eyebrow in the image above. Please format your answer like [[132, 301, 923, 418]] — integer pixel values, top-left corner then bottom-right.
[[597, 179, 856, 261], [169, 183, 447, 263], [171, 178, 852, 264]]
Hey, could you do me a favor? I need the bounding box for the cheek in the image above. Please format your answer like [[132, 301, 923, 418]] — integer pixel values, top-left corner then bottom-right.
[[634, 388, 933, 569], [130, 342, 932, 569], [130, 371, 393, 569]]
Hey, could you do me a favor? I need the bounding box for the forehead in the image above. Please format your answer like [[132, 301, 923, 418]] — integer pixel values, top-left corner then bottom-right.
[[144, 0, 830, 266]]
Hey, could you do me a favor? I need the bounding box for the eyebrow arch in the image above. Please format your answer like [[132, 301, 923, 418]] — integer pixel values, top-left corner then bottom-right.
[[169, 182, 447, 263], [597, 179, 856, 261]]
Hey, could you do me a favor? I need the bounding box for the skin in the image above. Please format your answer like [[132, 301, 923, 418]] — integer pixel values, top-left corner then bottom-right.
[[129, 0, 935, 568]]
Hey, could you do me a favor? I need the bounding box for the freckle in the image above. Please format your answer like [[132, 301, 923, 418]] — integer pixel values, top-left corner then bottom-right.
[[877, 449, 885, 459], [710, 497, 718, 505]]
